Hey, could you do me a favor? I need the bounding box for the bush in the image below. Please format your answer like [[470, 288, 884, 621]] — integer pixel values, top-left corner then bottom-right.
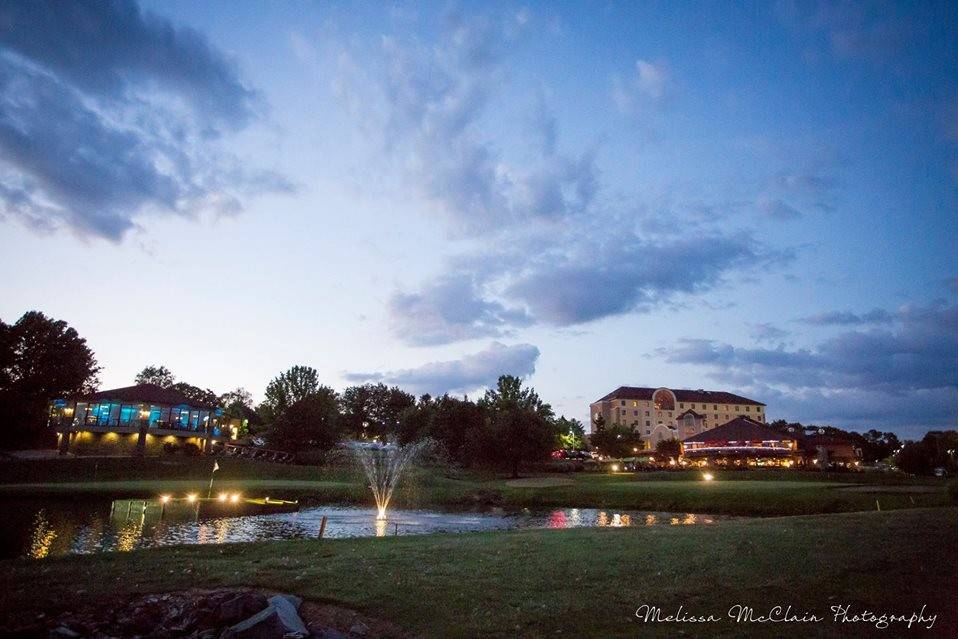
[[949, 480, 958, 505]]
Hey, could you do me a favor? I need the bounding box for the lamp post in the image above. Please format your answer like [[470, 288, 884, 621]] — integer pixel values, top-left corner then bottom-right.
[[207, 460, 219, 499]]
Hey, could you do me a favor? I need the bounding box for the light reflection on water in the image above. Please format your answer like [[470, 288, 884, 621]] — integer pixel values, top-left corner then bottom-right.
[[6, 502, 728, 559]]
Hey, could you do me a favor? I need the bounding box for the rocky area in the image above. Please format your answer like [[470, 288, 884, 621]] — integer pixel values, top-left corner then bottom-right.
[[5, 589, 414, 639]]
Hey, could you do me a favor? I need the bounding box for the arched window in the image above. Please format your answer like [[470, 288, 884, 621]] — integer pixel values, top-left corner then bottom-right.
[[653, 390, 674, 410]]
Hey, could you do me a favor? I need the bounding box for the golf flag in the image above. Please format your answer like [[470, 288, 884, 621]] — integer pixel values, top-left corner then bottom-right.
[[213, 461, 219, 472]]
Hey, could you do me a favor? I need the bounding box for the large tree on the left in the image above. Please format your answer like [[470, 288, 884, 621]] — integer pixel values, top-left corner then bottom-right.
[[0, 311, 100, 449]]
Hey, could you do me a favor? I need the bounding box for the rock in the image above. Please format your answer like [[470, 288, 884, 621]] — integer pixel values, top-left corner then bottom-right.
[[218, 593, 269, 625], [347, 622, 369, 638], [49, 626, 81, 638], [266, 596, 308, 636], [313, 630, 347, 639], [270, 594, 302, 611], [221, 606, 287, 639]]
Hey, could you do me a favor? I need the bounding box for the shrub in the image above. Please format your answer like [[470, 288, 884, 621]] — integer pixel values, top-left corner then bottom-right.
[[949, 480, 958, 505]]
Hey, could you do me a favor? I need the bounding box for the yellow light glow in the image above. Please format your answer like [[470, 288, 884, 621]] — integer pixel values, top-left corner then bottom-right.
[[218, 493, 228, 502], [159, 495, 171, 503], [702, 472, 714, 482], [610, 463, 620, 472], [230, 493, 240, 503], [186, 493, 197, 503], [632, 447, 638, 452]]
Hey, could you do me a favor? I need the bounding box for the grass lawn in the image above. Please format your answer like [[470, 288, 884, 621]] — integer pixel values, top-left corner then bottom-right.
[[2, 507, 955, 637], [0, 457, 951, 516]]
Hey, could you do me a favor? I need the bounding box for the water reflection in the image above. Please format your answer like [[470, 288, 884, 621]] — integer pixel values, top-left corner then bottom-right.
[[3, 499, 736, 559]]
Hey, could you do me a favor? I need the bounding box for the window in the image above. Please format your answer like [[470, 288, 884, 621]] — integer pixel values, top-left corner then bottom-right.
[[632, 401, 638, 407], [119, 405, 136, 424], [645, 420, 650, 427], [621, 400, 626, 406], [633, 410, 638, 416], [735, 406, 740, 412], [713, 404, 717, 410], [679, 403, 684, 409], [746, 406, 750, 412]]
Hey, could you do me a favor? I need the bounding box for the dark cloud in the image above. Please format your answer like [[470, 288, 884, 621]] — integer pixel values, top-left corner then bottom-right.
[[505, 234, 783, 326], [388, 274, 533, 346], [344, 341, 539, 395], [661, 304, 958, 394], [0, 0, 289, 240], [796, 308, 893, 326], [0, 1, 257, 130]]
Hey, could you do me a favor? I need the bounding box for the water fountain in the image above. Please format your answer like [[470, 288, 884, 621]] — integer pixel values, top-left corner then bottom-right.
[[353, 440, 429, 521]]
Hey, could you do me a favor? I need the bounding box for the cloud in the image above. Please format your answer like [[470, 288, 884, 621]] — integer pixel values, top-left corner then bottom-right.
[[333, 11, 594, 234], [612, 58, 671, 114], [750, 323, 790, 343], [389, 227, 789, 343], [796, 308, 893, 326], [388, 273, 533, 346], [756, 196, 803, 220], [344, 341, 540, 395], [660, 302, 958, 432], [0, 0, 290, 240]]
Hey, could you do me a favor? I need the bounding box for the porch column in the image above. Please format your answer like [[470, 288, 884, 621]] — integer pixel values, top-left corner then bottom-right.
[[135, 421, 148, 457]]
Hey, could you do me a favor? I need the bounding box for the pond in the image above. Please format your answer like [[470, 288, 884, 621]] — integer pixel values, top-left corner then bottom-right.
[[1, 498, 734, 559]]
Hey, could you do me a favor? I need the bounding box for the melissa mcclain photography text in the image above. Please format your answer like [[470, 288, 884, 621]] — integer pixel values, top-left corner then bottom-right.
[[1, 0, 957, 637], [636, 604, 939, 631]]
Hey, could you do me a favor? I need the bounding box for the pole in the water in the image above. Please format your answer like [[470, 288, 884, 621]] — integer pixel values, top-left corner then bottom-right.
[[319, 515, 328, 539], [207, 460, 220, 499]]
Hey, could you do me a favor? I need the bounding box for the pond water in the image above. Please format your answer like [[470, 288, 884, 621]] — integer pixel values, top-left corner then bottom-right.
[[1, 498, 733, 559]]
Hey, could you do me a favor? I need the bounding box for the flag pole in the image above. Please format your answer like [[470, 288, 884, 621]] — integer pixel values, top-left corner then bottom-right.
[[207, 460, 219, 499]]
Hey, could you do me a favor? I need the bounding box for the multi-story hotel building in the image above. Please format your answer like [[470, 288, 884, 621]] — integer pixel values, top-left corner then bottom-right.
[[589, 386, 766, 446]]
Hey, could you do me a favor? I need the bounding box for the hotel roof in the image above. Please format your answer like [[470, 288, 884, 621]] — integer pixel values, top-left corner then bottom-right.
[[595, 386, 765, 406], [681, 417, 791, 443]]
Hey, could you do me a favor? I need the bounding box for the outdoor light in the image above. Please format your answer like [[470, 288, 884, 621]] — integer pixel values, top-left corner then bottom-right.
[[610, 463, 620, 472], [230, 493, 240, 503], [186, 493, 197, 503], [632, 447, 638, 452], [159, 495, 171, 504], [702, 472, 714, 481], [218, 493, 228, 502]]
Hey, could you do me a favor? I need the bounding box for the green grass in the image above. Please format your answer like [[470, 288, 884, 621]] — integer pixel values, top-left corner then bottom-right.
[[0, 457, 950, 516], [2, 508, 955, 637]]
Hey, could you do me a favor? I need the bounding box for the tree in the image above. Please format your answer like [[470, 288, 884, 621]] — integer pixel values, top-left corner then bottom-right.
[[429, 394, 487, 466], [556, 416, 586, 450], [896, 431, 958, 475], [219, 387, 260, 437], [0, 311, 100, 448], [341, 383, 416, 440], [259, 365, 320, 424], [655, 438, 681, 460], [169, 382, 219, 407], [589, 420, 644, 458], [480, 375, 558, 478], [134, 365, 175, 388], [397, 394, 435, 444], [270, 387, 343, 453]]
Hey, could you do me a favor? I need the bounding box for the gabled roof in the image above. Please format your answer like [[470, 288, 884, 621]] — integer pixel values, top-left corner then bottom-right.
[[595, 386, 765, 406], [676, 409, 704, 419], [77, 383, 217, 409], [681, 417, 792, 443]]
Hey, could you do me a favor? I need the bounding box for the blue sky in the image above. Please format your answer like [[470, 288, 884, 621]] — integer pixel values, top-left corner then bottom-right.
[[1, 1, 956, 437]]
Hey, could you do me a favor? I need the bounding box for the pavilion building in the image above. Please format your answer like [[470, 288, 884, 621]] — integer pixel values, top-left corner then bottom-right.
[[48, 383, 242, 456], [680, 417, 800, 467]]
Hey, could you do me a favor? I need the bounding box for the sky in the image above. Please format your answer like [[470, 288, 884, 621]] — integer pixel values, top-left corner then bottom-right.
[[0, 0, 956, 438]]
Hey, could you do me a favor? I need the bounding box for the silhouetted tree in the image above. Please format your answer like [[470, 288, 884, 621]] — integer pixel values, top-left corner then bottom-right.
[[589, 421, 644, 458], [480, 375, 558, 478], [170, 382, 219, 407], [0, 311, 99, 448], [134, 365, 175, 388], [259, 365, 320, 424], [655, 438, 681, 460], [270, 387, 343, 454], [341, 383, 416, 440]]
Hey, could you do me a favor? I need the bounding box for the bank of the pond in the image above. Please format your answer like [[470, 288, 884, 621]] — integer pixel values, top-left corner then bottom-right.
[[0, 457, 951, 516], [2, 507, 956, 638]]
